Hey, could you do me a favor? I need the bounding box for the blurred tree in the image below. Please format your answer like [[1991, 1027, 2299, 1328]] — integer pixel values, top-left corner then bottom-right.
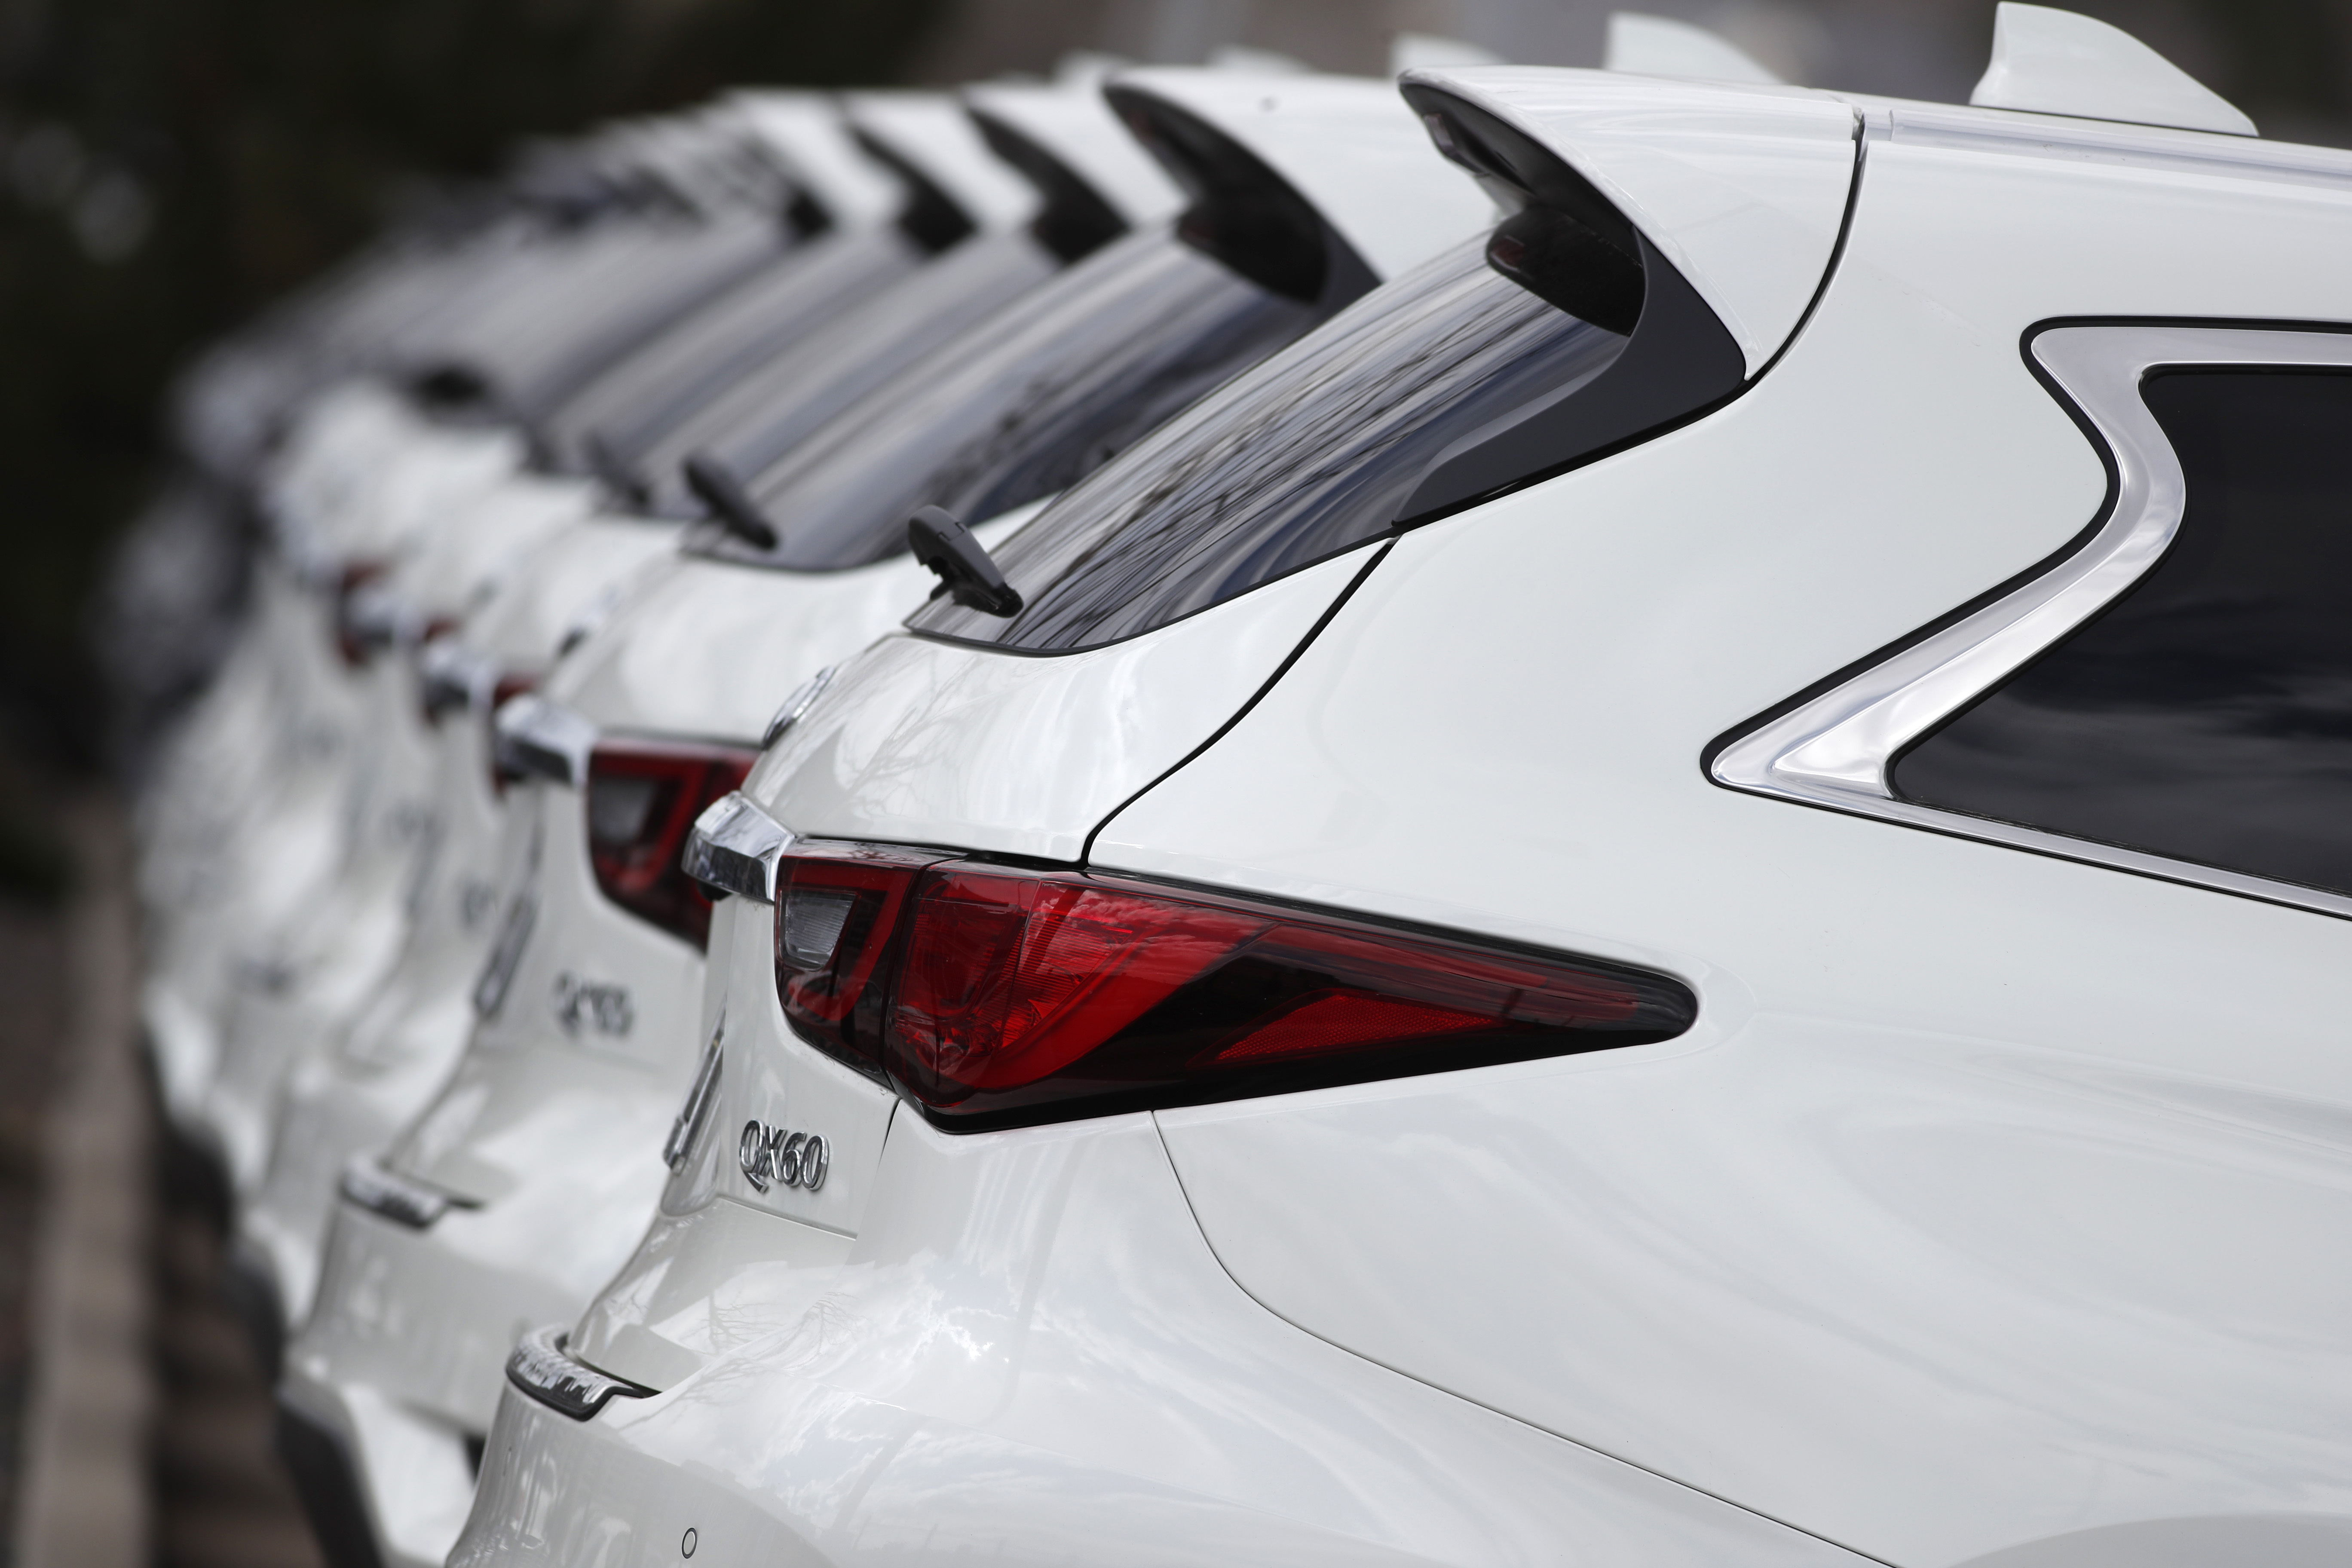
[[0, 0, 940, 775], [2185, 0, 2352, 140]]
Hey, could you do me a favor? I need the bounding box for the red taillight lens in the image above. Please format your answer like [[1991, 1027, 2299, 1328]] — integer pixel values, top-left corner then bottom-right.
[[884, 871, 1689, 1124], [772, 843, 950, 1074], [585, 741, 756, 949], [770, 840, 1695, 1124], [774, 849, 1695, 1128], [889, 872, 1269, 1098]]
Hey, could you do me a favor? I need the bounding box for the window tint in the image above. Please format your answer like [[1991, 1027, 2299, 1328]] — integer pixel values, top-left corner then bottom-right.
[[496, 214, 786, 423], [908, 239, 1629, 652], [1894, 369, 2352, 898], [631, 230, 1059, 517], [539, 226, 920, 484], [689, 228, 1321, 573]]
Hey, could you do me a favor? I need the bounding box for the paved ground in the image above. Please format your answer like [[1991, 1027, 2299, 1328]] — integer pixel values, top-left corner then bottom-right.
[[151, 1133, 322, 1568], [0, 798, 322, 1568], [0, 888, 70, 1557]]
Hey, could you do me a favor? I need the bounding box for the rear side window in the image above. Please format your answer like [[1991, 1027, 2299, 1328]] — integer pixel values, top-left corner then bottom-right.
[[1894, 370, 2352, 897], [908, 240, 1632, 652]]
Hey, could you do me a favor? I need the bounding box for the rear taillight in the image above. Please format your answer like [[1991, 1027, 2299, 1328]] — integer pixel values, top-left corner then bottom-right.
[[772, 843, 950, 1074], [334, 566, 392, 668], [478, 676, 543, 798], [585, 741, 756, 949], [773, 848, 1695, 1129]]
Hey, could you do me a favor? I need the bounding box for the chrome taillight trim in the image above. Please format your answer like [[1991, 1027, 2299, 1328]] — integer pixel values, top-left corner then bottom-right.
[[338, 1160, 477, 1230], [493, 694, 598, 787], [505, 1324, 654, 1420], [1712, 323, 2352, 920], [680, 791, 794, 903], [418, 638, 496, 720]]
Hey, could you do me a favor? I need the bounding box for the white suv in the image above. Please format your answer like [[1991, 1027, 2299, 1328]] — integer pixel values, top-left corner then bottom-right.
[[461, 11, 2352, 1567]]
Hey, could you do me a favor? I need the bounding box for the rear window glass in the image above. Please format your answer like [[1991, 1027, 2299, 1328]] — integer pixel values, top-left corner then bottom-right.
[[907, 238, 1627, 653], [633, 230, 1057, 517], [1894, 369, 2352, 897], [540, 226, 920, 482], [689, 227, 1322, 573], [499, 216, 784, 422]]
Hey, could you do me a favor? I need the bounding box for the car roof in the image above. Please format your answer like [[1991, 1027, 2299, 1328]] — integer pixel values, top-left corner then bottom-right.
[[840, 91, 1040, 236], [723, 91, 902, 232], [1107, 68, 1498, 284], [960, 81, 1183, 230]]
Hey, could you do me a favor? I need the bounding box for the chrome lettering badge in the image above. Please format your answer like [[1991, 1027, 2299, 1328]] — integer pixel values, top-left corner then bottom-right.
[[738, 1120, 827, 1193], [551, 971, 634, 1037]]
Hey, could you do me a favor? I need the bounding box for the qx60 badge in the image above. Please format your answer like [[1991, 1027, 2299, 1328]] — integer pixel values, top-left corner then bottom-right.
[[740, 1120, 828, 1193]]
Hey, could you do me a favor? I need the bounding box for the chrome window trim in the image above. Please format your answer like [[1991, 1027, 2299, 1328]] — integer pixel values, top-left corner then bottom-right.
[[505, 1323, 655, 1419], [1712, 324, 2352, 921], [680, 791, 794, 903], [491, 693, 598, 787]]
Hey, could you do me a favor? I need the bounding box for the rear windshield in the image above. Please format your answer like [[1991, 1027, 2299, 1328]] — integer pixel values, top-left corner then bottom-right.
[[493, 214, 786, 422], [686, 227, 1323, 573], [908, 238, 1626, 652], [633, 230, 1057, 517], [539, 226, 921, 482]]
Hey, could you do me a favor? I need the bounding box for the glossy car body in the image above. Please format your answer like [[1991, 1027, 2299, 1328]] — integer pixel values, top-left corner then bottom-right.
[[286, 68, 1493, 1568], [461, 21, 2352, 1568], [163, 84, 992, 1245], [138, 104, 808, 1171], [270, 78, 1173, 1568], [230, 92, 918, 1349]]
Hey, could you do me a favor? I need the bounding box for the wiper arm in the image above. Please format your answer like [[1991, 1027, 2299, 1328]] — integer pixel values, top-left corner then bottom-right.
[[909, 505, 1023, 617]]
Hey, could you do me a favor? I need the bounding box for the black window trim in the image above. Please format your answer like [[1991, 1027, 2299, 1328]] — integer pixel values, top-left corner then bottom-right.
[[1708, 316, 2352, 922]]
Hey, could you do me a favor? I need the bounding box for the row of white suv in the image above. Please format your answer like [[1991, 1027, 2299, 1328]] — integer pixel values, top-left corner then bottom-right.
[[140, 8, 2352, 1567]]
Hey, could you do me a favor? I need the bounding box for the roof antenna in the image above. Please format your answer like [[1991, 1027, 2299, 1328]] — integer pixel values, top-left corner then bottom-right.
[[1604, 14, 1783, 85], [1971, 3, 2255, 136]]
